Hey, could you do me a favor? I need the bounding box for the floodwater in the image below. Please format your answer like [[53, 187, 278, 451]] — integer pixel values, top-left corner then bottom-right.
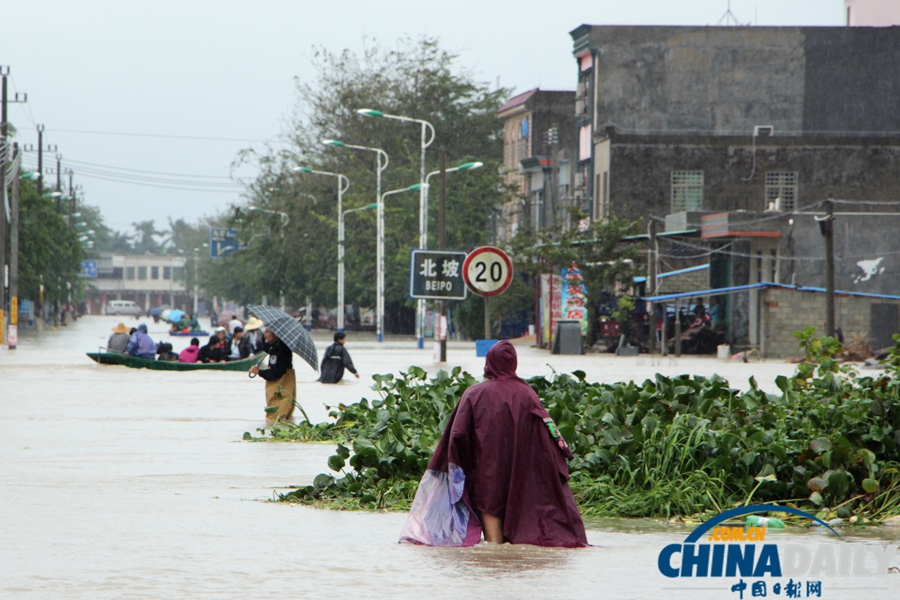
[[1, 316, 899, 599]]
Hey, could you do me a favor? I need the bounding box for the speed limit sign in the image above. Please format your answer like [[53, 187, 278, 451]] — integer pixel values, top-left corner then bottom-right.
[[463, 246, 513, 296]]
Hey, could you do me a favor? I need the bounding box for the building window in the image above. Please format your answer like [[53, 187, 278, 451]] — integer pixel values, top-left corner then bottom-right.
[[671, 171, 704, 212], [151, 266, 159, 280], [173, 267, 185, 282], [163, 266, 171, 280], [126, 266, 135, 280], [138, 266, 147, 280], [765, 172, 797, 211]]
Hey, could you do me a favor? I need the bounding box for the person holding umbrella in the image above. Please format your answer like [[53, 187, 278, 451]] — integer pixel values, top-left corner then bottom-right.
[[247, 305, 319, 425]]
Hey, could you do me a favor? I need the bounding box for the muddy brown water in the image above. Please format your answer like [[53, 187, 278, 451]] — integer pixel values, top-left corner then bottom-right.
[[1, 317, 898, 598]]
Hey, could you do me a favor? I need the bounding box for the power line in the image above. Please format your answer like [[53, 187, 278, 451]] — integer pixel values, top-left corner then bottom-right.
[[60, 157, 237, 180], [50, 128, 278, 144]]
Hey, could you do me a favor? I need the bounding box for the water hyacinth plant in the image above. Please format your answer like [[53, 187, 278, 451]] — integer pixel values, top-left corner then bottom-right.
[[271, 331, 900, 523]]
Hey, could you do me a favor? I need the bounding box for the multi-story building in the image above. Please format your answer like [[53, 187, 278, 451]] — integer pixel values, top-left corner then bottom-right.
[[83, 253, 191, 315], [497, 88, 577, 239], [568, 24, 900, 354]]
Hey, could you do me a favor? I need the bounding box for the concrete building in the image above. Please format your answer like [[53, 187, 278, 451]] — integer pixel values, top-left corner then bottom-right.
[[569, 24, 900, 353], [83, 253, 190, 315], [570, 24, 900, 222], [497, 88, 577, 238]]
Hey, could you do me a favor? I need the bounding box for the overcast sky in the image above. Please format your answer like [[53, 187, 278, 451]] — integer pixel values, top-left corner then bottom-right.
[[3, 1, 843, 233]]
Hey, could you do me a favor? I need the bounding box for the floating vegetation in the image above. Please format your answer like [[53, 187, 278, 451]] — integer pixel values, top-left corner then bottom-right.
[[271, 330, 900, 523]]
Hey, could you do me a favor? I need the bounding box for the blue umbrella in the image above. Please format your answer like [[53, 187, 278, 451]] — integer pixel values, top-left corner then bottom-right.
[[167, 309, 186, 323], [247, 304, 318, 372]]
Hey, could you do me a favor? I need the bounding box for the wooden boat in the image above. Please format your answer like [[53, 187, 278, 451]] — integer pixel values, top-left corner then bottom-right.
[[86, 352, 263, 372]]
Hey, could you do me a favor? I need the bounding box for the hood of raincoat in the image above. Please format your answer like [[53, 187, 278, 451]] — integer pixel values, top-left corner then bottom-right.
[[138, 324, 148, 333], [484, 340, 517, 379]]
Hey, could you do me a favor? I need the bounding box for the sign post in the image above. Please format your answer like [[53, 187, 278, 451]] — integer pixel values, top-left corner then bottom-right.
[[409, 250, 468, 301], [462, 246, 514, 342], [209, 228, 240, 258]]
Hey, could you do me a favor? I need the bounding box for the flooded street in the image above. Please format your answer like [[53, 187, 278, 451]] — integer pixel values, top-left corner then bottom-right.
[[2, 316, 899, 599]]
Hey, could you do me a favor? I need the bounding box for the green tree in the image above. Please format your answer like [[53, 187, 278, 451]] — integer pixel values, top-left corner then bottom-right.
[[131, 220, 167, 255], [15, 180, 84, 308], [506, 214, 643, 345], [224, 36, 514, 330]]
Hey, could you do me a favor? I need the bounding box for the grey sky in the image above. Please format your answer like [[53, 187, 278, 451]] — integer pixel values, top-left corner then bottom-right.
[[3, 1, 842, 233]]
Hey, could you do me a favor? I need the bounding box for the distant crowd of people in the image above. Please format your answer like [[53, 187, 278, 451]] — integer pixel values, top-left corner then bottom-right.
[[107, 314, 266, 364]]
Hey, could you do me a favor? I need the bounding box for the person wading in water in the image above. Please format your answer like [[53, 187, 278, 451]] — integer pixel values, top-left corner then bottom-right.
[[249, 328, 296, 424], [317, 331, 359, 384]]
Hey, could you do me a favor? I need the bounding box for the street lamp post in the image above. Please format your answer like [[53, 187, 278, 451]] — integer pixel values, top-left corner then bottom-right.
[[357, 109, 435, 348], [248, 206, 289, 227], [294, 166, 351, 330], [339, 202, 378, 332], [321, 140, 389, 341]]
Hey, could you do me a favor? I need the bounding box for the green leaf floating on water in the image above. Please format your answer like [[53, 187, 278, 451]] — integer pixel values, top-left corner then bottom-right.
[[809, 438, 832, 454], [862, 478, 879, 493], [327, 455, 346, 472]]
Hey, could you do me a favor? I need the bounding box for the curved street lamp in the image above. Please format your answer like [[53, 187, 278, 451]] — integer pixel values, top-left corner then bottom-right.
[[294, 166, 351, 330], [249, 206, 290, 226], [357, 109, 437, 348], [321, 140, 390, 342], [339, 202, 378, 332]]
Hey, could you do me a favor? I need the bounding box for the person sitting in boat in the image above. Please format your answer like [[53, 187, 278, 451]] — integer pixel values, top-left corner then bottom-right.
[[228, 314, 243, 335], [198, 335, 227, 363], [243, 317, 266, 356], [173, 314, 191, 332], [156, 341, 179, 361], [178, 338, 201, 363], [225, 327, 251, 361], [188, 315, 203, 332], [125, 324, 156, 360], [108, 323, 131, 354], [215, 326, 230, 344]]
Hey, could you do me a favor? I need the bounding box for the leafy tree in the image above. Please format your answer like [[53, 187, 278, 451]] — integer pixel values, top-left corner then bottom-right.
[[223, 36, 514, 331], [131, 220, 167, 254], [506, 214, 643, 344], [15, 180, 84, 308]]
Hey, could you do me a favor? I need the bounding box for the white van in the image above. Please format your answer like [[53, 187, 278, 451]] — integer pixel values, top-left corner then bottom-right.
[[105, 300, 143, 316]]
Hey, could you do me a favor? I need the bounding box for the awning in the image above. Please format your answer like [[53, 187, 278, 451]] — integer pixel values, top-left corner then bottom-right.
[[642, 282, 900, 303]]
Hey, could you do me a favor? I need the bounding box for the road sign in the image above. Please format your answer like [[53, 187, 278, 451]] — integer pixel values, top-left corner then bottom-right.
[[409, 250, 468, 300], [209, 228, 239, 258], [462, 246, 513, 296], [80, 260, 98, 278]]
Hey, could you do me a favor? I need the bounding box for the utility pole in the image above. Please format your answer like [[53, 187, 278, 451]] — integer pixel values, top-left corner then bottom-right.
[[9, 143, 19, 349], [66, 169, 75, 225], [435, 148, 448, 362], [647, 220, 657, 354], [0, 66, 26, 345], [822, 199, 835, 337], [55, 153, 62, 213], [0, 67, 7, 346], [37, 124, 44, 195]]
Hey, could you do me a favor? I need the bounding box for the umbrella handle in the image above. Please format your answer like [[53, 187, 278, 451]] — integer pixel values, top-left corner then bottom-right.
[[248, 371, 257, 379]]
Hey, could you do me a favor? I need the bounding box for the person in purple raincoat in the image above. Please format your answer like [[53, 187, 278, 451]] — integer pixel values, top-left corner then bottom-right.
[[400, 340, 588, 547]]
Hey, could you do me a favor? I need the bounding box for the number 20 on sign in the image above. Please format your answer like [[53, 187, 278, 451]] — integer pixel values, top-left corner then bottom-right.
[[462, 246, 513, 296]]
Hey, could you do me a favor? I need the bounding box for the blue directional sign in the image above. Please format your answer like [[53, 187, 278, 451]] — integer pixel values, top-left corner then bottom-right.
[[409, 250, 468, 300], [209, 228, 240, 258], [80, 260, 98, 278]]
